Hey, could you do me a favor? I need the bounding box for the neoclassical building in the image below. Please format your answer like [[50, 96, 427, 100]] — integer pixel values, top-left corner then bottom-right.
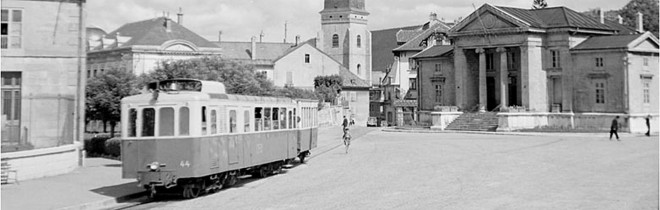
[[415, 4, 658, 132]]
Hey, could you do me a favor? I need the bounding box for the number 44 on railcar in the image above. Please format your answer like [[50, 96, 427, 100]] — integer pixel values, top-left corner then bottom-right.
[[120, 79, 319, 198]]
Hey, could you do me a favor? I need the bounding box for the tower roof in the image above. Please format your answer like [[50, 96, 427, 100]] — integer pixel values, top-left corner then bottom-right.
[[321, 0, 368, 15]]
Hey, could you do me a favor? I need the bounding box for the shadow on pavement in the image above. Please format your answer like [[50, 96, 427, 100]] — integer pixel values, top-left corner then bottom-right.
[[91, 181, 142, 198]]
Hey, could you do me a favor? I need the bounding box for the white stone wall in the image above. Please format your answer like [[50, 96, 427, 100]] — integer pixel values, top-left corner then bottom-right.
[[1, 143, 81, 181]]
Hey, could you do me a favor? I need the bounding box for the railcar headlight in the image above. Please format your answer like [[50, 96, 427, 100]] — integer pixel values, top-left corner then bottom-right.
[[147, 162, 163, 171]]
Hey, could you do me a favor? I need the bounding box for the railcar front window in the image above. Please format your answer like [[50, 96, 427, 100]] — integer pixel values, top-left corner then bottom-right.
[[281, 108, 287, 129], [142, 108, 155, 137], [179, 107, 189, 136], [264, 108, 271, 130], [229, 110, 237, 133], [159, 107, 174, 136], [272, 108, 279, 130], [244, 110, 250, 132], [288, 110, 292, 129], [293, 108, 297, 128], [128, 109, 137, 137], [255, 107, 262, 131], [211, 110, 217, 134]]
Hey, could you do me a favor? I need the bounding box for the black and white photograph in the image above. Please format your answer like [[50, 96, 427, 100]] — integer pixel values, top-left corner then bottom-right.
[[1, 0, 658, 209]]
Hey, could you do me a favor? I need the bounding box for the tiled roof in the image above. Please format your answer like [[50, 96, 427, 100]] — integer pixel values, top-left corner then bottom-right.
[[215, 41, 294, 61], [105, 17, 217, 48], [571, 34, 643, 50], [339, 67, 370, 89], [496, 6, 621, 31], [412, 45, 453, 59], [393, 22, 451, 52], [396, 29, 423, 43], [371, 25, 420, 72]]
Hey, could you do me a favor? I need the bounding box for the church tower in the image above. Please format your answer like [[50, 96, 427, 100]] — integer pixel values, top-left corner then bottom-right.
[[319, 0, 371, 84]]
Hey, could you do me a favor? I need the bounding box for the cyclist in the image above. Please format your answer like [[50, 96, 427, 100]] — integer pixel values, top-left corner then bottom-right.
[[343, 127, 351, 154]]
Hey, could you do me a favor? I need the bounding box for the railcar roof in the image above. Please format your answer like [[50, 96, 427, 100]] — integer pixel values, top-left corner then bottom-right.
[[122, 91, 300, 104]]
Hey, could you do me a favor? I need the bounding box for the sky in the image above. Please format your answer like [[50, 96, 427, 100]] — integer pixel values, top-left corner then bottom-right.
[[86, 0, 630, 43]]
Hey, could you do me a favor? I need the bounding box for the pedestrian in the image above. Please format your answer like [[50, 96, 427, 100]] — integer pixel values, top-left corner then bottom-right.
[[646, 115, 651, 136], [350, 115, 355, 126], [342, 116, 348, 130], [610, 116, 620, 141]]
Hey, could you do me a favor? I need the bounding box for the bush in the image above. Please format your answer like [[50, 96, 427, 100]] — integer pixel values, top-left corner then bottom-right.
[[84, 134, 112, 156], [104, 138, 121, 157]]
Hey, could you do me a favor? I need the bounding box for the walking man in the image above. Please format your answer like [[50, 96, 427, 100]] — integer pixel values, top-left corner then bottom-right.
[[610, 116, 620, 141], [646, 115, 651, 136], [342, 116, 348, 130]]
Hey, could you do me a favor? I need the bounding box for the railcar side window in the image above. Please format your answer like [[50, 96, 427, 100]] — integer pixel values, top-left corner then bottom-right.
[[281, 108, 287, 129], [201, 106, 207, 135], [288, 110, 292, 129], [293, 108, 297, 128], [255, 107, 262, 131], [264, 108, 271, 131], [229, 110, 237, 133], [272, 108, 279, 130], [159, 107, 174, 136], [179, 107, 189, 136], [128, 109, 137, 137], [142, 108, 155, 137], [244, 110, 250, 132], [210, 110, 217, 134]]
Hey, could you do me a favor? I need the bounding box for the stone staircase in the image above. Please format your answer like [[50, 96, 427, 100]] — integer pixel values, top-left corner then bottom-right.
[[445, 112, 499, 131]]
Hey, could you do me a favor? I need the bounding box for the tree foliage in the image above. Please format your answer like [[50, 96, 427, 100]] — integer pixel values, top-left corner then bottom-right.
[[532, 0, 548, 9], [619, 0, 659, 33], [86, 68, 140, 137], [314, 75, 343, 103]]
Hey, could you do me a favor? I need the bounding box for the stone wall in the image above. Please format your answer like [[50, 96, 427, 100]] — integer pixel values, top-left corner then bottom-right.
[[1, 142, 81, 181], [497, 112, 657, 133]]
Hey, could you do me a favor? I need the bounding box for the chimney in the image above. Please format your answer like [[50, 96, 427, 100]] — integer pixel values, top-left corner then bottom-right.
[[295, 35, 300, 46], [599, 9, 604, 24], [429, 12, 438, 26], [164, 18, 172, 32], [251, 36, 257, 60], [218, 30, 223, 42], [617, 15, 623, 24], [259, 30, 265, 43], [177, 7, 183, 25], [636, 12, 644, 32]]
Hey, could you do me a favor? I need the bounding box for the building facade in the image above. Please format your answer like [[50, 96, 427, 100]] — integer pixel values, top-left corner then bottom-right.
[[1, 0, 86, 181]]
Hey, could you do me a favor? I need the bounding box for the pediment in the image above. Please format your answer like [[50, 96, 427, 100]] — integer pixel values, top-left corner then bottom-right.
[[459, 11, 518, 32], [631, 38, 659, 51]]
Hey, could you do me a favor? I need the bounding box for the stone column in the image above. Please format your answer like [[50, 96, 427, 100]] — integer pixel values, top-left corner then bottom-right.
[[497, 47, 508, 108], [476, 48, 486, 112]]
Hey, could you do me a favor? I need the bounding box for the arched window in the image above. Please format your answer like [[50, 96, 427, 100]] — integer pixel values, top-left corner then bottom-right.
[[357, 64, 361, 76], [332, 34, 339, 48], [357, 35, 361, 48]]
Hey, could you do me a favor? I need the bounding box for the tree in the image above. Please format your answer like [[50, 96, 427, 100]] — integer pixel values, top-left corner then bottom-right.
[[314, 75, 343, 104], [86, 68, 140, 137], [532, 0, 548, 9], [618, 0, 659, 33], [141, 57, 269, 95]]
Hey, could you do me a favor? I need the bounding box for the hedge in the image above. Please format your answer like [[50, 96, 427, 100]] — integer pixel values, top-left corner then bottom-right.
[[105, 138, 121, 157]]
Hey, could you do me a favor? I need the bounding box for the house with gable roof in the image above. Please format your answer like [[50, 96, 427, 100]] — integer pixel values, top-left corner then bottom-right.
[[413, 3, 658, 133], [87, 16, 222, 76]]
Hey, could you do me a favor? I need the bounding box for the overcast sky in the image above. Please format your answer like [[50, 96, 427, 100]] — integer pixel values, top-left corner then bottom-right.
[[86, 0, 630, 43]]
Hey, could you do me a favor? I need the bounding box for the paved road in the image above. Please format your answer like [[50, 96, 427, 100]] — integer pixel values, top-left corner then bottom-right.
[[119, 130, 658, 210]]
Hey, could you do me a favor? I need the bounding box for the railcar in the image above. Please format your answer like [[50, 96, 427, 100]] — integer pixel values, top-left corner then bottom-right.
[[120, 79, 318, 198]]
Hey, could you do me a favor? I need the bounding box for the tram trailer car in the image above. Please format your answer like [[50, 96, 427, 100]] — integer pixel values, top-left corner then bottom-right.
[[120, 79, 318, 198]]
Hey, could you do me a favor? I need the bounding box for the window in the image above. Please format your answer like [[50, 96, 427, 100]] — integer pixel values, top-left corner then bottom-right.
[[179, 107, 189, 136], [286, 72, 293, 86], [142, 108, 155, 137], [595, 57, 603, 67], [435, 63, 442, 72], [350, 92, 357, 102], [595, 81, 605, 104], [288, 110, 293, 129], [507, 52, 516, 70], [332, 34, 339, 48], [272, 108, 279, 130], [255, 107, 263, 131], [357, 35, 361, 48], [1, 72, 21, 122], [159, 107, 174, 136], [244, 110, 250, 132], [643, 79, 651, 104], [229, 110, 237, 133], [201, 106, 207, 135], [281, 108, 287, 129], [410, 78, 417, 90], [644, 57, 649, 66], [1, 9, 22, 49], [305, 54, 310, 63], [357, 64, 361, 76], [210, 110, 217, 134], [293, 108, 297, 128], [551, 50, 560, 68], [264, 108, 271, 130], [486, 53, 494, 71], [434, 83, 443, 103], [128, 109, 137, 137]]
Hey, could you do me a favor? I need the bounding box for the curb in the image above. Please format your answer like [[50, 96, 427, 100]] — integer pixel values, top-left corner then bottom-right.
[[381, 128, 635, 137], [57, 191, 146, 210]]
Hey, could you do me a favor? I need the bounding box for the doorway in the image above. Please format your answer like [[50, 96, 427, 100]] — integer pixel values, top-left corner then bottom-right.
[[486, 77, 496, 111]]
